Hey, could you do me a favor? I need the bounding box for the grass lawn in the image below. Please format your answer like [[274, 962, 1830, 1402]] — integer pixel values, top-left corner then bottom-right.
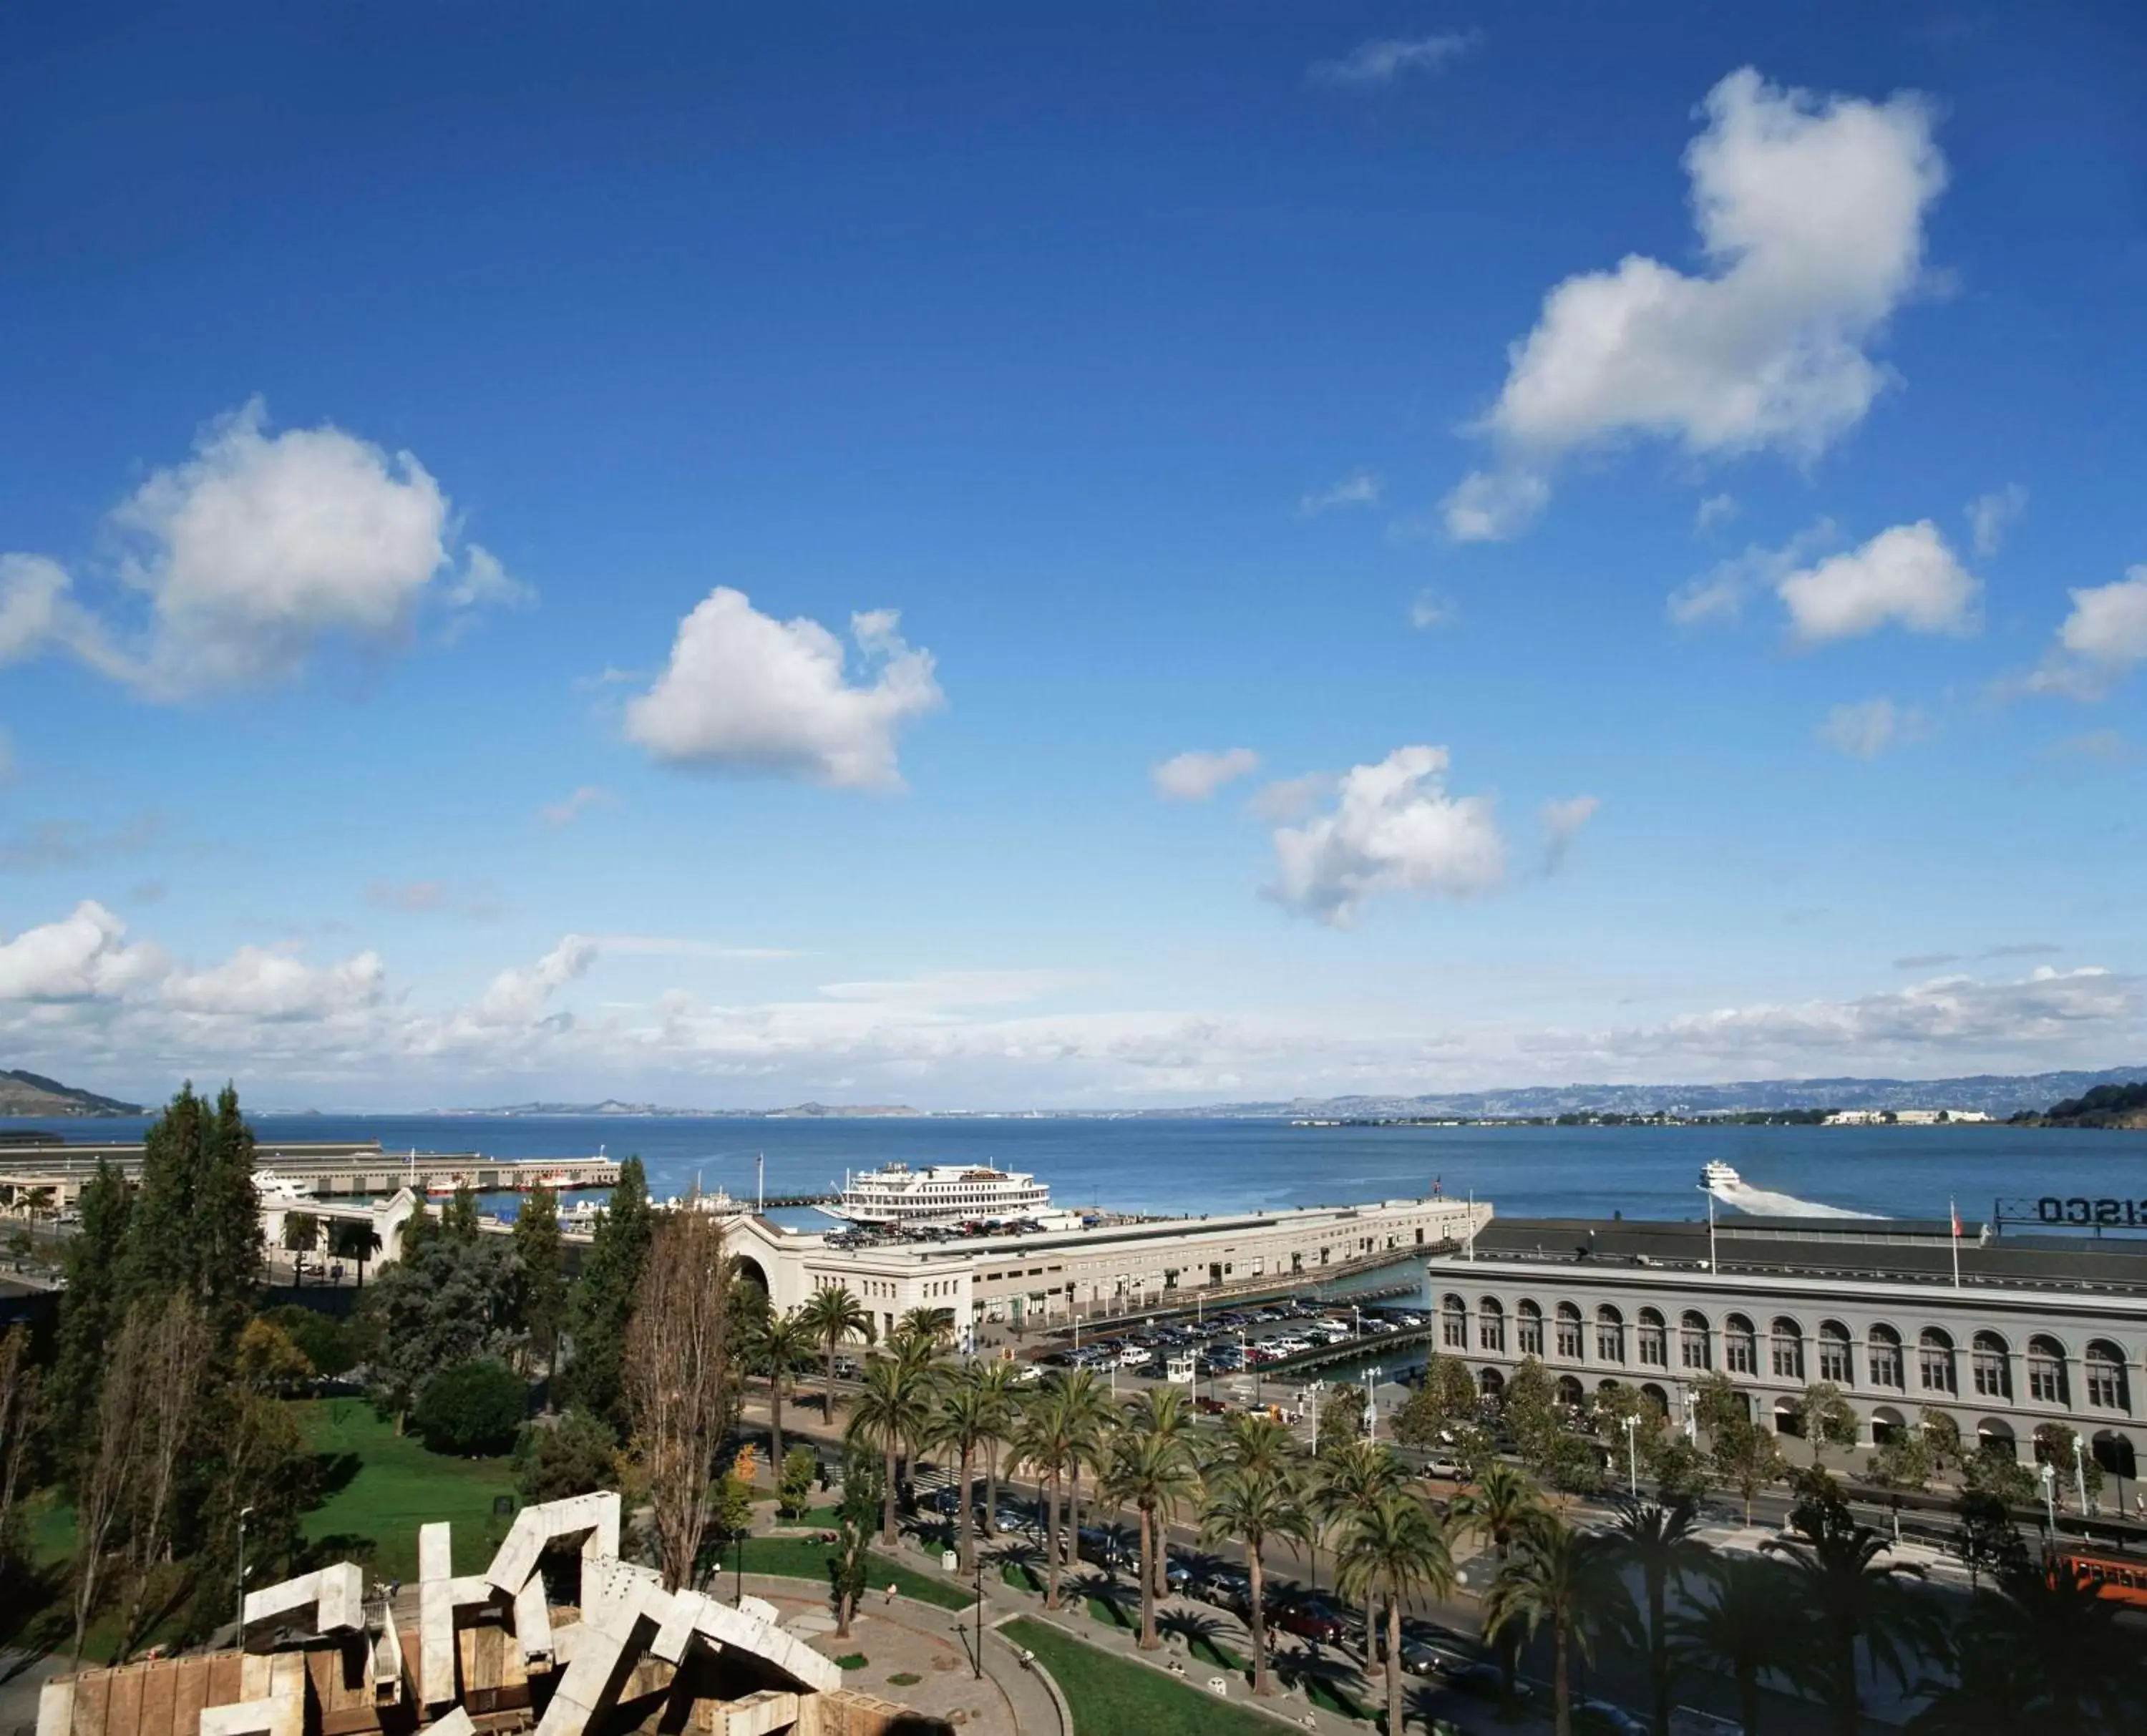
[[296, 1397, 517, 1581], [731, 1536, 973, 1611], [1004, 1619, 1286, 1736]]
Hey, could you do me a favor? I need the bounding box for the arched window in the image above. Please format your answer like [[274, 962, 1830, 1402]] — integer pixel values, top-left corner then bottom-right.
[[1555, 1375, 1586, 1408], [1818, 1321, 1853, 1385], [1478, 1297, 1506, 1354], [1919, 1327, 1957, 1395], [1771, 1318, 1804, 1381], [1517, 1299, 1544, 1357], [1556, 1303, 1584, 1361], [1479, 1365, 1506, 1398], [1972, 1331, 2011, 1400], [1596, 1305, 1626, 1364], [2086, 1342, 2130, 1411], [1635, 1307, 1667, 1367], [1680, 1311, 1711, 1371], [1724, 1315, 1757, 1376], [1869, 1325, 1904, 1390], [1441, 1294, 1469, 1349], [1640, 1383, 1669, 1415], [2027, 1335, 2069, 1406]]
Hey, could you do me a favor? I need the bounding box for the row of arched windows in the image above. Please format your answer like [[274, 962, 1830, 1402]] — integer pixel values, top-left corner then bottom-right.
[[1436, 1294, 2131, 1411]]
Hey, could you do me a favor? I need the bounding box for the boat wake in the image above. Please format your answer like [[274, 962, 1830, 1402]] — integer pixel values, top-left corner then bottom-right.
[[1702, 1162, 1881, 1220]]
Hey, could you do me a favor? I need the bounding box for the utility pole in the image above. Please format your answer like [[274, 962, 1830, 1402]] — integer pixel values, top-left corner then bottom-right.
[[1365, 1367, 1384, 1439], [2040, 1461, 2058, 1546], [1622, 1414, 1639, 1498], [235, 1506, 255, 1646]]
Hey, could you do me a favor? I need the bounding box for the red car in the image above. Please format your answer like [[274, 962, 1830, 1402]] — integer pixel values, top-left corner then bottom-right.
[[1270, 1600, 1347, 1645]]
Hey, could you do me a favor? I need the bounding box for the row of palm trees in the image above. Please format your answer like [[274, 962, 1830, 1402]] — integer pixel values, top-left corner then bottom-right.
[[745, 1296, 2147, 1736]]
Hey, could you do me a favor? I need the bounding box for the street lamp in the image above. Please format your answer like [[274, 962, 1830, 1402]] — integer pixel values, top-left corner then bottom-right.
[[1621, 1414, 1640, 1498], [235, 1506, 256, 1646], [972, 1554, 984, 1681], [2075, 1445, 2091, 1518], [1365, 1367, 1384, 1439], [2040, 1461, 2058, 1545]]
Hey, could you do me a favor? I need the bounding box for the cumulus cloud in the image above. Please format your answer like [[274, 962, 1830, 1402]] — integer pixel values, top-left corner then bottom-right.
[[1666, 520, 1836, 625], [2025, 567, 2147, 700], [1777, 521, 1978, 644], [0, 902, 163, 1000], [1539, 795, 1600, 872], [161, 947, 386, 1020], [1267, 746, 1505, 926], [1693, 494, 1739, 535], [1299, 473, 1382, 515], [1967, 484, 2026, 558], [625, 588, 942, 790], [1816, 697, 1922, 759], [537, 785, 617, 829], [1, 403, 521, 700], [1442, 468, 1549, 543], [1310, 31, 1481, 88], [1153, 748, 1261, 802], [1453, 68, 1944, 535], [477, 936, 598, 1025]]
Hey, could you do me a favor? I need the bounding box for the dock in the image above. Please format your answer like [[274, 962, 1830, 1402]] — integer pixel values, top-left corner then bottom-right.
[[0, 1138, 620, 1207]]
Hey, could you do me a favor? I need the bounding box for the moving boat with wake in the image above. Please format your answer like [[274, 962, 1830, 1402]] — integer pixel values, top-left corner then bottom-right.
[[1700, 1160, 1881, 1220]]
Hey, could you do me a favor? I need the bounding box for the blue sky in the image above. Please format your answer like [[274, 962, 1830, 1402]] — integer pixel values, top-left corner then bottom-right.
[[1, 3, 2143, 1108]]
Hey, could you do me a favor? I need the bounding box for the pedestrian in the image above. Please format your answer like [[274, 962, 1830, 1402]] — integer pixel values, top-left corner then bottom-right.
[[884, 1582, 899, 1606]]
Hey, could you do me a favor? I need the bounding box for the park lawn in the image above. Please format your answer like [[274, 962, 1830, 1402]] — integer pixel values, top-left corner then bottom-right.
[[296, 1397, 517, 1581], [1004, 1619, 1285, 1736], [732, 1536, 972, 1611]]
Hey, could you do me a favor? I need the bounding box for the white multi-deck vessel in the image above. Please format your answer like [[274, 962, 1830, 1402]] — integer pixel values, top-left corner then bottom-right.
[[1700, 1160, 1879, 1220], [829, 1161, 1051, 1227]]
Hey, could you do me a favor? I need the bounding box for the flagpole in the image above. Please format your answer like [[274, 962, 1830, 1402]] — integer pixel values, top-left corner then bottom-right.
[[1950, 1197, 1962, 1289]]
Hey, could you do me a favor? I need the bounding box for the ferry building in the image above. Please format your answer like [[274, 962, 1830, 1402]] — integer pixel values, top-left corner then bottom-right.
[[1426, 1213, 2147, 1481]]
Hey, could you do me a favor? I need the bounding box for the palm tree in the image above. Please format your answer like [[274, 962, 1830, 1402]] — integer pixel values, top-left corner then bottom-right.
[[895, 1305, 956, 1351], [930, 1365, 997, 1573], [1670, 1555, 1808, 1736], [797, 1284, 875, 1421], [1335, 1488, 1456, 1736], [1012, 1379, 1077, 1609], [1908, 1556, 2138, 1732], [844, 1350, 939, 1546], [329, 1219, 382, 1287], [1124, 1385, 1194, 1599], [281, 1211, 320, 1284], [748, 1309, 817, 1484], [974, 1359, 1020, 1536], [1056, 1367, 1114, 1544], [1198, 1457, 1310, 1697], [1761, 1493, 1927, 1736], [1451, 1459, 1546, 1705], [1484, 1511, 1637, 1736], [1312, 1436, 1408, 1660], [1099, 1398, 1199, 1649], [1612, 1497, 1713, 1736]]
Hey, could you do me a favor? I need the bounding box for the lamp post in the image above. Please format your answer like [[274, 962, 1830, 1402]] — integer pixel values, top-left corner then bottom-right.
[[1365, 1367, 1384, 1440], [973, 1554, 984, 1681], [1621, 1414, 1640, 1498], [235, 1505, 255, 1646], [2075, 1445, 2091, 1518], [2040, 1461, 2058, 1546]]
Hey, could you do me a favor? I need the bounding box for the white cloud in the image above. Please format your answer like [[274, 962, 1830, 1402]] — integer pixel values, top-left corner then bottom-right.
[[1967, 484, 2026, 558], [161, 947, 386, 1020], [1777, 521, 1978, 645], [477, 936, 598, 1025], [1310, 31, 1481, 88], [2019, 568, 2147, 701], [442, 544, 533, 612], [0, 902, 163, 1000], [1299, 473, 1382, 515], [1245, 772, 1339, 824], [625, 588, 942, 790], [1666, 520, 1836, 625], [1816, 697, 1922, 759], [537, 785, 616, 829], [1456, 68, 1944, 532], [1539, 795, 1600, 872], [1267, 746, 1505, 926], [364, 880, 501, 921], [1693, 494, 1740, 535], [1408, 589, 1456, 630], [1153, 747, 1260, 802], [1441, 467, 1549, 543]]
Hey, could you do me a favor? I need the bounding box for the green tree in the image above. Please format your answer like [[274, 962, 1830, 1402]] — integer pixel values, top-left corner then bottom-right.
[[828, 1448, 883, 1639], [747, 1308, 817, 1482], [121, 1083, 262, 1345], [1393, 1353, 1476, 1449], [1335, 1488, 1455, 1736], [1712, 1417, 1788, 1522], [973, 1358, 1021, 1536], [1313, 1436, 1409, 1657], [1950, 1488, 2027, 1590], [1198, 1457, 1309, 1697], [1796, 1383, 1859, 1466], [2033, 1421, 2105, 1507], [442, 1183, 482, 1241], [777, 1445, 817, 1520], [513, 1186, 566, 1380], [929, 1364, 999, 1575], [1865, 1429, 1933, 1493], [51, 1158, 132, 1458], [1646, 1434, 1713, 1504], [1908, 1556, 2142, 1733], [1693, 1370, 1750, 1441], [1052, 1367, 1115, 1544], [359, 1234, 524, 1429], [1761, 1485, 1929, 1736], [1099, 1391, 1199, 1650], [1500, 1355, 1560, 1464], [261, 1305, 355, 1377], [515, 1410, 619, 1503], [797, 1284, 874, 1423], [328, 1219, 382, 1288], [844, 1348, 938, 1546], [1919, 1408, 1963, 1479], [412, 1357, 528, 1455], [281, 1211, 321, 1284], [1612, 1498, 1712, 1736], [399, 1194, 437, 1257], [563, 1157, 654, 1430], [1670, 1556, 1810, 1736], [234, 1317, 313, 1394], [1484, 1512, 1637, 1736], [1316, 1383, 1367, 1453], [1960, 1444, 2035, 1509], [1012, 1377, 1078, 1611]]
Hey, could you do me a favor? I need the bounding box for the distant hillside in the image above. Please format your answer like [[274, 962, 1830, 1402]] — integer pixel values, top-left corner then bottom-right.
[[452, 1100, 926, 1118], [2017, 1081, 2147, 1129], [0, 1068, 143, 1117], [1152, 1066, 2147, 1121]]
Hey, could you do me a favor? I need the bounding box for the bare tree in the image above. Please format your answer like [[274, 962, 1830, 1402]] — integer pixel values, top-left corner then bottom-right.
[[72, 1310, 152, 1662], [0, 1324, 43, 1566], [625, 1211, 735, 1591], [119, 1301, 211, 1659]]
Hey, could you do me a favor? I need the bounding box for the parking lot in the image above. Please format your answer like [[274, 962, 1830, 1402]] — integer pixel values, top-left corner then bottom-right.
[[1028, 1296, 1426, 1387]]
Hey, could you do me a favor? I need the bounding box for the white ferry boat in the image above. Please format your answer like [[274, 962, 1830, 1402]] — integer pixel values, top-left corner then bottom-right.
[[829, 1161, 1051, 1227], [1700, 1160, 1879, 1221], [251, 1169, 317, 1204]]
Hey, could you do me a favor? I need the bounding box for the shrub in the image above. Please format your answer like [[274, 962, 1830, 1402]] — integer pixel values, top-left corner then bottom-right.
[[263, 1304, 356, 1377], [515, 1408, 619, 1503], [412, 1357, 528, 1455]]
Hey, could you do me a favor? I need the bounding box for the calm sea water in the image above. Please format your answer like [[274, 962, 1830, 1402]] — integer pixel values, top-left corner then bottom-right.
[[13, 1113, 2143, 1228]]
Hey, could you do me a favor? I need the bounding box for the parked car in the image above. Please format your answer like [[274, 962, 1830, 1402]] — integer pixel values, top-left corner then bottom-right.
[[1574, 1702, 1647, 1736], [1447, 1662, 1530, 1703], [1203, 1568, 1251, 1611], [1399, 1639, 1469, 1679], [1271, 1599, 1347, 1644], [1076, 1526, 1134, 1571]]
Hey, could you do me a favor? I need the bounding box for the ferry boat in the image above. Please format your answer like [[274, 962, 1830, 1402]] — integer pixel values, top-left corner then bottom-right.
[[251, 1169, 317, 1204], [829, 1161, 1052, 1227], [1700, 1160, 1741, 1194]]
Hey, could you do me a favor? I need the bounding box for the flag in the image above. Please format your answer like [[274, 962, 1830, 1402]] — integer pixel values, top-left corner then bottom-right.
[[1951, 1200, 1962, 1239]]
